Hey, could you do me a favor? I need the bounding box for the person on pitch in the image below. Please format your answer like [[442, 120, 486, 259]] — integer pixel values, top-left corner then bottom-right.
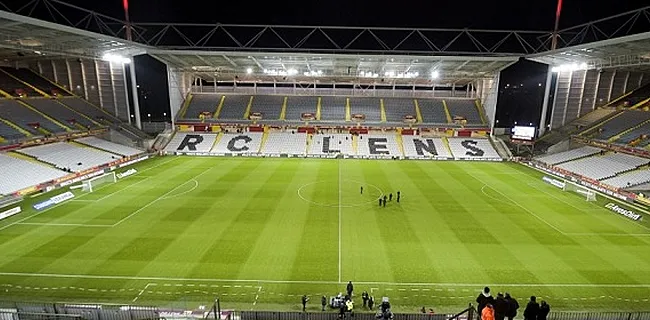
[[382, 198, 386, 207], [360, 186, 363, 194], [396, 191, 400, 203], [347, 281, 354, 297], [362, 291, 369, 308], [379, 197, 382, 207], [302, 295, 309, 312], [321, 295, 327, 311], [389, 193, 393, 201]]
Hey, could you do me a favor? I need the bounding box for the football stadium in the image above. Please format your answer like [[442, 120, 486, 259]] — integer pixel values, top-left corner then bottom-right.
[[0, 1, 649, 320]]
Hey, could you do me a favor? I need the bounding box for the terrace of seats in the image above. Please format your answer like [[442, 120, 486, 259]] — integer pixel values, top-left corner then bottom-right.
[[590, 111, 650, 140], [601, 169, 650, 189], [285, 96, 317, 120], [417, 99, 448, 124], [357, 134, 401, 156], [218, 95, 251, 120], [212, 132, 263, 153], [0, 99, 67, 134], [349, 97, 381, 122], [2, 67, 69, 96], [262, 132, 307, 154], [23, 98, 97, 129], [447, 137, 501, 159], [402, 136, 452, 158], [17, 142, 121, 172], [319, 96, 347, 121], [535, 146, 603, 165], [446, 99, 482, 124], [383, 98, 416, 122], [309, 133, 354, 155], [0, 69, 39, 97], [184, 94, 219, 119], [58, 97, 119, 124], [250, 95, 283, 120], [0, 121, 25, 141], [556, 152, 650, 180], [616, 124, 650, 145], [75, 136, 143, 157], [164, 132, 218, 153], [0, 153, 67, 195]]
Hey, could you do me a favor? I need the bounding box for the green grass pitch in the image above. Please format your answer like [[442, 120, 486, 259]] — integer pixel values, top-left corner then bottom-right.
[[0, 156, 649, 313]]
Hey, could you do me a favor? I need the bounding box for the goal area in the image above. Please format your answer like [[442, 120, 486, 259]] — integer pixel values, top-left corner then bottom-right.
[[563, 182, 597, 201], [81, 172, 117, 192]]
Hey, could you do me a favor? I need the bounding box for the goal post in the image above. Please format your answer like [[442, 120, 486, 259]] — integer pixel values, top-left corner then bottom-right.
[[563, 181, 597, 201], [81, 172, 117, 193]]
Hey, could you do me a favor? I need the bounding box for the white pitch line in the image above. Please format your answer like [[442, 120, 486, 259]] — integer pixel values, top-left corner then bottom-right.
[[132, 283, 156, 302], [112, 166, 212, 227], [16, 222, 111, 228], [337, 159, 342, 283], [0, 271, 648, 288]]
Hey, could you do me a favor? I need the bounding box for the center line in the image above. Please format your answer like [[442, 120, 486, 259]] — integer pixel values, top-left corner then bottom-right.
[[338, 158, 342, 283]]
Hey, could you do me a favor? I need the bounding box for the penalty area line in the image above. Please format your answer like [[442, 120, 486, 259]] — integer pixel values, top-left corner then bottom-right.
[[0, 272, 648, 288]]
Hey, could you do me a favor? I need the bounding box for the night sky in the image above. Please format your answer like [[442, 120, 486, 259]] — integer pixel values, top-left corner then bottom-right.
[[5, 0, 648, 125]]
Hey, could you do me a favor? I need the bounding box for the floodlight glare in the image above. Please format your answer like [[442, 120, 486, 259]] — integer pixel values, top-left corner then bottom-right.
[[431, 71, 440, 79], [102, 53, 131, 64], [246, 68, 253, 74]]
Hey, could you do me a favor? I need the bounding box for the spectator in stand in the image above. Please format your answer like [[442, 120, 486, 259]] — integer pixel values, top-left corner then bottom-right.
[[494, 293, 508, 320], [504, 293, 519, 320], [476, 287, 495, 316], [538, 301, 550, 320], [523, 296, 540, 320], [481, 303, 495, 320]]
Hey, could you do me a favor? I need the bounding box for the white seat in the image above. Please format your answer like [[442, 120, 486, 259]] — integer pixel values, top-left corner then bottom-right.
[[0, 153, 67, 195], [18, 142, 121, 172], [76, 136, 143, 156], [402, 136, 452, 158]]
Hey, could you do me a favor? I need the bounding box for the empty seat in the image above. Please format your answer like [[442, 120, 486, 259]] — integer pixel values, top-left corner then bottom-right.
[[320, 96, 346, 121], [349, 97, 381, 122], [250, 95, 283, 120], [184, 94, 220, 119], [402, 136, 453, 158], [22, 98, 97, 128], [17, 142, 121, 172], [164, 132, 217, 153], [357, 134, 401, 157], [0, 121, 25, 141], [383, 98, 416, 122], [556, 152, 650, 180], [0, 153, 67, 195], [446, 99, 483, 124], [2, 67, 67, 95], [602, 169, 650, 189], [75, 136, 143, 156], [0, 70, 39, 97], [212, 132, 263, 153], [285, 96, 318, 120], [218, 95, 251, 120], [592, 111, 650, 140], [58, 97, 120, 124], [535, 146, 602, 165], [447, 138, 501, 159], [418, 99, 448, 123], [0, 99, 66, 134], [262, 132, 307, 155], [309, 133, 354, 155]]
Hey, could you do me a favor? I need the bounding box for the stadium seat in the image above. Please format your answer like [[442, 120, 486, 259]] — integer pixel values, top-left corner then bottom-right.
[[383, 98, 416, 123], [218, 95, 251, 120], [75, 136, 144, 157], [164, 132, 218, 153], [417, 99, 448, 123], [212, 132, 263, 154], [402, 136, 453, 158], [309, 133, 354, 155], [285, 96, 318, 120], [0, 121, 25, 141], [446, 99, 482, 124], [320, 96, 347, 121], [184, 94, 220, 119], [250, 95, 284, 120], [0, 69, 39, 97], [0, 153, 67, 195], [591, 111, 650, 140], [601, 169, 650, 189], [58, 97, 120, 124], [556, 152, 650, 180], [535, 146, 602, 165], [17, 142, 120, 172], [0, 99, 67, 134], [357, 134, 402, 157], [2, 67, 67, 95], [22, 98, 97, 129], [262, 132, 307, 155], [349, 97, 381, 122], [447, 138, 501, 159]]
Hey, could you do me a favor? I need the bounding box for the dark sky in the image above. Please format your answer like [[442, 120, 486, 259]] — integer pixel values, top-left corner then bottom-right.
[[19, 0, 650, 30]]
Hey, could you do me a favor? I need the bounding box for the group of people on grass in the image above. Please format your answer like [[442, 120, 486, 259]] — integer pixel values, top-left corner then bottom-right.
[[477, 287, 550, 320]]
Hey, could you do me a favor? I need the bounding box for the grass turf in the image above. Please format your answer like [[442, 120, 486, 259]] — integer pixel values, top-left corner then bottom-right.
[[0, 156, 649, 313]]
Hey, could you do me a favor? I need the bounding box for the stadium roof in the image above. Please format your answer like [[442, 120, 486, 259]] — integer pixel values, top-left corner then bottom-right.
[[0, 0, 649, 83]]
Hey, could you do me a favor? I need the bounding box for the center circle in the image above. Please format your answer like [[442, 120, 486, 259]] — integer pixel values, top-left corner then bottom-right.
[[297, 180, 384, 208]]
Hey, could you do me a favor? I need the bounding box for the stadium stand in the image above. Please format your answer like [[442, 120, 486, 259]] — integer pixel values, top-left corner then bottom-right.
[[615, 83, 650, 107], [591, 111, 650, 140], [0, 153, 67, 194], [212, 132, 263, 153], [601, 169, 650, 189], [1, 67, 67, 95], [417, 99, 448, 123], [357, 134, 401, 156], [58, 97, 119, 124], [447, 138, 501, 159], [250, 95, 283, 120], [0, 69, 39, 97], [262, 132, 307, 155], [0, 99, 67, 134], [535, 146, 602, 165], [320, 96, 347, 121], [164, 132, 218, 153], [446, 99, 482, 124], [18, 142, 121, 172], [285, 96, 317, 120], [556, 152, 650, 180], [184, 94, 219, 119], [349, 97, 381, 122], [75, 136, 144, 156], [402, 136, 453, 158], [309, 133, 354, 155], [22, 98, 97, 129], [0, 121, 25, 140], [218, 95, 250, 120], [383, 98, 416, 122], [616, 124, 650, 145]]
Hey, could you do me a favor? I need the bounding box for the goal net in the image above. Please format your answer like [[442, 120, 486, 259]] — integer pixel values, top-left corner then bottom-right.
[[563, 182, 597, 201], [82, 172, 117, 193]]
